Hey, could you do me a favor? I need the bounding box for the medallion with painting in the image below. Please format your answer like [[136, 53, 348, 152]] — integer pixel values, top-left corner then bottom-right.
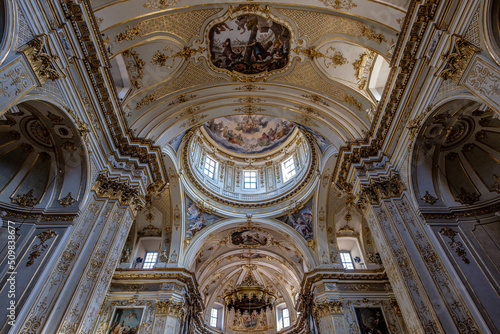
[[208, 14, 291, 75], [231, 229, 268, 246]]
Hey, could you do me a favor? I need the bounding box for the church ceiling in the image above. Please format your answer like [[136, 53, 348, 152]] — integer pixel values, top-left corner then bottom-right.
[[91, 0, 410, 314], [91, 0, 407, 150]]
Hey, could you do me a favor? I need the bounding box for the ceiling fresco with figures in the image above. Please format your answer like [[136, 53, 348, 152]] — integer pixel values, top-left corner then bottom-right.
[[92, 0, 406, 151], [208, 14, 292, 75], [203, 116, 295, 154]]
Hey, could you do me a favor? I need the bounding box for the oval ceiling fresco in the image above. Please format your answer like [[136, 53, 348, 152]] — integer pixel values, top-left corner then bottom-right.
[[208, 14, 291, 75], [203, 116, 295, 154]]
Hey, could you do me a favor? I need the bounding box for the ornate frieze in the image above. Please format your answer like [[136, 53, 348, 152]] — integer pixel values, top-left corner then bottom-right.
[[0, 61, 33, 103], [156, 300, 186, 318], [463, 56, 500, 111], [314, 301, 343, 318]]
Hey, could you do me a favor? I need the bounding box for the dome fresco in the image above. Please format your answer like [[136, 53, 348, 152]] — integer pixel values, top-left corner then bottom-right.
[[203, 116, 295, 154]]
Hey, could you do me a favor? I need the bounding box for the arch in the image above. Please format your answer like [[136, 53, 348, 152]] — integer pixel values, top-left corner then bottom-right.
[[410, 98, 500, 211], [482, 0, 500, 65], [180, 217, 316, 271], [0, 98, 90, 215], [0, 0, 16, 65]]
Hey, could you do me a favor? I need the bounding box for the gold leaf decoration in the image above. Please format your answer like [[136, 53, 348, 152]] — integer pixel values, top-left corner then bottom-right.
[[27, 230, 58, 267], [319, 0, 357, 10], [59, 192, 77, 207], [12, 189, 38, 207]]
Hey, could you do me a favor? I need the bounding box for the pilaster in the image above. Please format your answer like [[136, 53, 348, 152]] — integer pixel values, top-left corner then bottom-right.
[[358, 175, 484, 334], [15, 174, 143, 334]]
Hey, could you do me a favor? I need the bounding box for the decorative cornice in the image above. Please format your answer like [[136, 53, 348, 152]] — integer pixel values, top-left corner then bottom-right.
[[333, 0, 440, 190], [59, 0, 167, 194], [300, 268, 388, 294]]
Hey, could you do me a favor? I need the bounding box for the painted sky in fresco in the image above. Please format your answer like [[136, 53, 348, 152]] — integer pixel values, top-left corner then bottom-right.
[[204, 116, 295, 154]]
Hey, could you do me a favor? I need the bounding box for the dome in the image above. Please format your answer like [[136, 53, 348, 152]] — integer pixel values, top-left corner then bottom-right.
[[181, 122, 317, 212]]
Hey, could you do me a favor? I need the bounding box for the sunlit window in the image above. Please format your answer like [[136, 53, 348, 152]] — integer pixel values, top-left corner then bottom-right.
[[282, 157, 296, 182], [204, 156, 216, 179], [142, 252, 158, 269], [210, 308, 218, 327], [243, 171, 257, 189], [340, 251, 355, 269], [277, 306, 291, 330]]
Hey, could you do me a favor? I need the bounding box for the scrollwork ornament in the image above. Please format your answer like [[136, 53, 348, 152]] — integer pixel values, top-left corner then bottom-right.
[[11, 189, 38, 207], [59, 192, 77, 207], [421, 191, 438, 205], [439, 227, 470, 264], [27, 230, 58, 266]]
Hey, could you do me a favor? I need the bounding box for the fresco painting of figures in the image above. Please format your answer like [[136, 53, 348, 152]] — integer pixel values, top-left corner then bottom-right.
[[186, 196, 222, 239], [209, 14, 291, 75], [204, 116, 295, 154], [276, 198, 313, 241]]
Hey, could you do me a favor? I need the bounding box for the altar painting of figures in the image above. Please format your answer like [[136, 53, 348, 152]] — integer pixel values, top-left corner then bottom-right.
[[209, 14, 291, 75], [354, 308, 390, 334], [107, 308, 144, 334]]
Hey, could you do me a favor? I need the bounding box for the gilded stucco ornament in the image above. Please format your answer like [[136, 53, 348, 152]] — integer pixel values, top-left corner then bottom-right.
[[123, 49, 145, 89], [11, 189, 38, 207], [421, 191, 438, 205], [59, 192, 77, 207], [439, 37, 479, 82], [319, 0, 357, 10], [20, 36, 63, 84], [439, 227, 470, 264], [27, 230, 58, 267]]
